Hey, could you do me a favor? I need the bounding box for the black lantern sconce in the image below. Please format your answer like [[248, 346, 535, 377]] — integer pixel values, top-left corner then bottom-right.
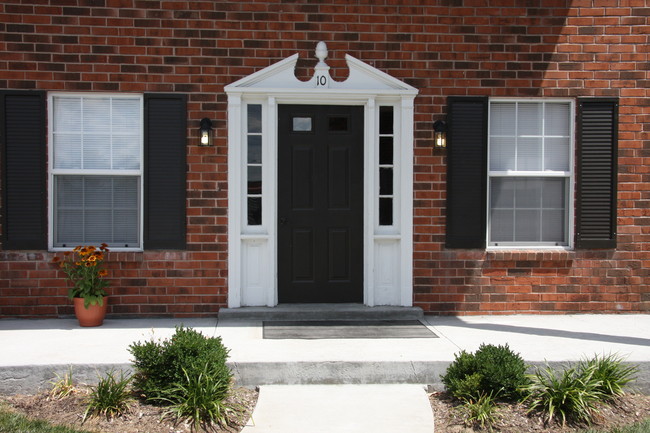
[[433, 119, 447, 149], [199, 118, 213, 146]]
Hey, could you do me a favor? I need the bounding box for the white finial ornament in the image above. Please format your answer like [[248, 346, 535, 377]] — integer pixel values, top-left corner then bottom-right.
[[315, 41, 328, 64], [313, 41, 331, 88]]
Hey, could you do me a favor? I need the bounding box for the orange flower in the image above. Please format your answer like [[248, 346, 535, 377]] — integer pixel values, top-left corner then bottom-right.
[[98, 269, 108, 277], [52, 256, 61, 263]]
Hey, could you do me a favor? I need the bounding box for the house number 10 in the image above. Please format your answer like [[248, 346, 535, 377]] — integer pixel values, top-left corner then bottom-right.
[[316, 75, 327, 87]]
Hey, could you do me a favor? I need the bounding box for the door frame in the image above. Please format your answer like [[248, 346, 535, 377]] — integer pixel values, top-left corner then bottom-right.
[[225, 49, 418, 308]]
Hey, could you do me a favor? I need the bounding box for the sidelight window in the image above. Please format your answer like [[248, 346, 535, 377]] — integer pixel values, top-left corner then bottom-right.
[[247, 104, 262, 225], [378, 106, 394, 226]]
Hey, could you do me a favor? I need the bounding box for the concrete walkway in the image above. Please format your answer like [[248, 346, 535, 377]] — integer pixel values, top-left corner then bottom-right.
[[240, 384, 433, 433], [1, 314, 649, 432]]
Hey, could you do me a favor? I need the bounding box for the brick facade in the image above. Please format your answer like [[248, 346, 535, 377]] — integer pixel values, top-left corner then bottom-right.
[[1, 0, 649, 317]]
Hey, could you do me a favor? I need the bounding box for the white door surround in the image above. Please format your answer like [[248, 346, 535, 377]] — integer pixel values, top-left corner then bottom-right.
[[225, 42, 418, 308]]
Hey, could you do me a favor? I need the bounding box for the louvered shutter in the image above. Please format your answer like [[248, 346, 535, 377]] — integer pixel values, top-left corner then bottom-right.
[[576, 98, 618, 249], [144, 94, 187, 249], [446, 96, 488, 249], [1, 91, 47, 250]]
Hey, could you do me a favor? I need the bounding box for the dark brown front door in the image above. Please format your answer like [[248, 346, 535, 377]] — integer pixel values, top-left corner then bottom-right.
[[278, 105, 364, 303]]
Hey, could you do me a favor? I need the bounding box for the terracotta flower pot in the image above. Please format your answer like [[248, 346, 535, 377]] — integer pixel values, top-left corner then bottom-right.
[[73, 297, 108, 327]]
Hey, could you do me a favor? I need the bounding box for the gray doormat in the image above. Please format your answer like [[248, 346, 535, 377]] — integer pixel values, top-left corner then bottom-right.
[[263, 320, 438, 339]]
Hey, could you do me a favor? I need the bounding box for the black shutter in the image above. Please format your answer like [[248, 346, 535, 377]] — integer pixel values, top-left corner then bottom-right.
[[1, 91, 47, 250], [445, 96, 488, 249], [576, 98, 618, 249], [144, 94, 187, 249]]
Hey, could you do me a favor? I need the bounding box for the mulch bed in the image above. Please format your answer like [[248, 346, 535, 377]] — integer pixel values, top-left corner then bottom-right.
[[3, 386, 257, 433], [429, 391, 650, 433]]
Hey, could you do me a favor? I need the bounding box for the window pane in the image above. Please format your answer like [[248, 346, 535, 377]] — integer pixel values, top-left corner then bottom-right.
[[83, 134, 111, 169], [84, 176, 112, 208], [379, 197, 393, 226], [247, 166, 262, 195], [83, 99, 110, 134], [247, 104, 262, 133], [515, 209, 541, 242], [54, 134, 81, 169], [514, 179, 542, 209], [518, 103, 542, 135], [379, 106, 393, 135], [85, 210, 113, 243], [542, 209, 565, 242], [57, 210, 84, 245], [542, 178, 566, 208], [56, 176, 83, 207], [489, 137, 516, 171], [490, 103, 515, 136], [293, 117, 312, 132], [112, 99, 140, 132], [379, 137, 393, 165], [517, 137, 542, 171], [544, 137, 570, 171], [247, 135, 262, 164], [113, 135, 141, 170], [379, 167, 393, 195], [329, 116, 348, 132], [53, 98, 81, 132], [490, 178, 514, 208], [545, 103, 570, 136], [247, 197, 262, 225], [490, 209, 514, 242]]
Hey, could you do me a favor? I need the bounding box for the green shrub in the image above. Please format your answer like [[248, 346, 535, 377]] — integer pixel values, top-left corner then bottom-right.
[[82, 369, 134, 421], [450, 372, 484, 401], [159, 362, 235, 431], [128, 326, 232, 402], [442, 344, 529, 401], [522, 363, 604, 426], [578, 353, 638, 399]]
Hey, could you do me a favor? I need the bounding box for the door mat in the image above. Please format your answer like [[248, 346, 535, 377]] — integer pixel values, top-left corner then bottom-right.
[[263, 320, 438, 339]]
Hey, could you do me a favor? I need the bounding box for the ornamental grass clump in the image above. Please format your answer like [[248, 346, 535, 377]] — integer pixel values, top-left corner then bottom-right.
[[52, 244, 110, 308], [82, 369, 134, 422]]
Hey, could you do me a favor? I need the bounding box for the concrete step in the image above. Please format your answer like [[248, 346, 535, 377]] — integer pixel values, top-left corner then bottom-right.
[[218, 304, 424, 321]]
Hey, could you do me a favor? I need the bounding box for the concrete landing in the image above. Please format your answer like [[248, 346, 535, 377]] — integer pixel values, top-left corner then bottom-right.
[[240, 384, 434, 433], [218, 304, 424, 321]]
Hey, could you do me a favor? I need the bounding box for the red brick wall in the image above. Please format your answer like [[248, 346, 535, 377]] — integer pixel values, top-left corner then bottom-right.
[[1, 0, 649, 317]]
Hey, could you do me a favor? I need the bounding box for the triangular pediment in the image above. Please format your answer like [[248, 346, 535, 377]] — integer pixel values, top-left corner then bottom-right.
[[225, 47, 417, 95]]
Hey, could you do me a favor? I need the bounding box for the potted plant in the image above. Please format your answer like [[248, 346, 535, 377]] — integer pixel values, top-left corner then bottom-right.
[[53, 244, 110, 327]]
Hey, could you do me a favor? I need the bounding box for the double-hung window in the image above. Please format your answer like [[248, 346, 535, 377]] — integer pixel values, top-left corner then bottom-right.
[[50, 94, 143, 249], [488, 100, 573, 247]]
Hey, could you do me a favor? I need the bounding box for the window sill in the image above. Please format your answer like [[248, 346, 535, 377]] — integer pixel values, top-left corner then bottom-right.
[[486, 248, 573, 262]]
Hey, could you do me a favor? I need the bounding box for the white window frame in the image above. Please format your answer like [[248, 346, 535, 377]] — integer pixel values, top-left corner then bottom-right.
[[48, 93, 144, 251], [487, 98, 575, 250]]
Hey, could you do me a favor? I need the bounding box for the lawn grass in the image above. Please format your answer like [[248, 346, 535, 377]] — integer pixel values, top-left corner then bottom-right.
[[0, 406, 93, 433], [582, 418, 650, 433]]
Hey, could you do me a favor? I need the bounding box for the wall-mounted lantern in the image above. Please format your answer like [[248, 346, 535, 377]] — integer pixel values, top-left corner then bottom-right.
[[433, 119, 447, 149], [199, 118, 213, 146]]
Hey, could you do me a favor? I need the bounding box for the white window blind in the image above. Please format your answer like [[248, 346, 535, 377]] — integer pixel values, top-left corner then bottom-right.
[[51, 94, 142, 248], [488, 100, 572, 246]]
